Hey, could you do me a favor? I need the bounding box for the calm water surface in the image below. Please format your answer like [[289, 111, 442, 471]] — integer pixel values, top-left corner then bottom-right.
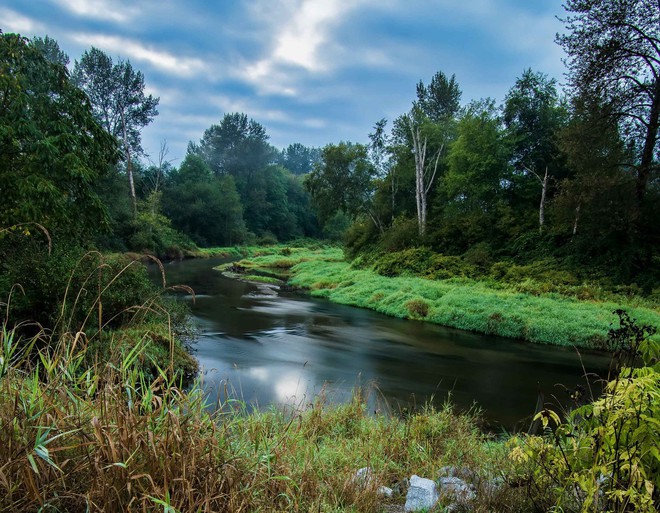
[[159, 257, 611, 430]]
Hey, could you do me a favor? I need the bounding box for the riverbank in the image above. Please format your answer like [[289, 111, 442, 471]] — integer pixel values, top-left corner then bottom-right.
[[217, 244, 660, 348]]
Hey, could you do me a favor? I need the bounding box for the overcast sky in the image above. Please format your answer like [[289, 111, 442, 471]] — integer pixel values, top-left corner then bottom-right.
[[2, 0, 568, 165]]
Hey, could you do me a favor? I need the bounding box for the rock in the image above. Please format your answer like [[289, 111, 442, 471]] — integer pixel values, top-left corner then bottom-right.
[[352, 467, 375, 488], [404, 475, 439, 512], [437, 476, 476, 510], [378, 486, 394, 498]]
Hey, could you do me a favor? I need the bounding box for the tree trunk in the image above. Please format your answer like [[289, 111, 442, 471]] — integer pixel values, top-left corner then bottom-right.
[[539, 167, 548, 233], [410, 123, 427, 236], [637, 78, 660, 204], [120, 110, 137, 217], [572, 203, 581, 236]]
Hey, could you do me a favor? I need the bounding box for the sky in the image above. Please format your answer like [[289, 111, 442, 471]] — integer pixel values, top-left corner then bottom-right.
[[1, 0, 568, 166]]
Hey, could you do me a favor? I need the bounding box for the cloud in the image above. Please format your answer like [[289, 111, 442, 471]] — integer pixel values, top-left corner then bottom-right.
[[236, 0, 367, 94], [0, 8, 43, 34], [49, 0, 138, 23], [70, 33, 207, 75]]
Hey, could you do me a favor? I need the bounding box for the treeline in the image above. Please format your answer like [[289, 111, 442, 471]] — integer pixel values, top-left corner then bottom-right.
[[0, 32, 323, 327], [306, 43, 659, 291]]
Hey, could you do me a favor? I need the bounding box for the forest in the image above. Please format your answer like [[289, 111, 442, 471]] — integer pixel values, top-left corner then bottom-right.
[[0, 1, 659, 511], [3, 6, 660, 328]]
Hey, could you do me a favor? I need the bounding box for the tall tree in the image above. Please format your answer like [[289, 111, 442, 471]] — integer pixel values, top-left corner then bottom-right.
[[279, 143, 320, 175], [162, 154, 246, 246], [369, 118, 396, 225], [503, 69, 567, 232], [439, 99, 512, 249], [30, 35, 69, 67], [0, 33, 118, 238], [395, 71, 461, 236], [558, 0, 660, 203], [72, 48, 159, 215], [195, 112, 275, 180], [304, 142, 377, 231]]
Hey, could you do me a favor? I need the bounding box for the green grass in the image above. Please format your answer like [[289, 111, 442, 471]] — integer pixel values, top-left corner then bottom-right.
[[228, 245, 660, 348]]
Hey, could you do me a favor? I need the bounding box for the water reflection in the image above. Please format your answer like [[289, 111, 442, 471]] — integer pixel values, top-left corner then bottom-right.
[[158, 257, 612, 430]]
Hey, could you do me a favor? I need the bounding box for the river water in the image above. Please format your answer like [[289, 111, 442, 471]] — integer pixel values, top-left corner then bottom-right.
[[159, 257, 612, 430]]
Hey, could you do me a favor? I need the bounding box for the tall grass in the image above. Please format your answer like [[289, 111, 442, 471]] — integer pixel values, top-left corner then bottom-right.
[[1, 330, 526, 512]]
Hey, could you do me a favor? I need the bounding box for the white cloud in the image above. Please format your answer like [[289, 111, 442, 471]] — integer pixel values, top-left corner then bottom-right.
[[0, 8, 43, 34], [237, 0, 367, 94], [70, 33, 207, 75], [209, 95, 290, 123], [49, 0, 138, 23]]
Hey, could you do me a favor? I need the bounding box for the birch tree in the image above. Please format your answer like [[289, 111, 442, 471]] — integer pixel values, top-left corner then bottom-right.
[[73, 48, 159, 216]]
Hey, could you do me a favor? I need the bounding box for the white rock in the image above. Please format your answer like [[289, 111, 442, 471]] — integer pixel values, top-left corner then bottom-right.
[[377, 486, 394, 498], [438, 476, 476, 502], [405, 475, 439, 512]]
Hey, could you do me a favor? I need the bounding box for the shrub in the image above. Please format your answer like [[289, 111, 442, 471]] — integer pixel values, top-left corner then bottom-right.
[[425, 255, 479, 280], [405, 299, 429, 318], [511, 312, 659, 512], [372, 247, 433, 277]]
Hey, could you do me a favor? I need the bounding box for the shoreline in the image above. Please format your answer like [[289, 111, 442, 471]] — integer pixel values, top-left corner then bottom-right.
[[213, 245, 660, 349]]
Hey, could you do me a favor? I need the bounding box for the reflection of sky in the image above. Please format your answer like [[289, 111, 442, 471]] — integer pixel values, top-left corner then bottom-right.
[[169, 259, 612, 429]]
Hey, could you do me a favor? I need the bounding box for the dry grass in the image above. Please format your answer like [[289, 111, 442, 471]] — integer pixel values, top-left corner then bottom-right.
[[0, 327, 532, 512]]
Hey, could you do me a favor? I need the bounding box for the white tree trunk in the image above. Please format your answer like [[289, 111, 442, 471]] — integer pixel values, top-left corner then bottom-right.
[[409, 121, 440, 237], [121, 109, 137, 217], [539, 167, 548, 233]]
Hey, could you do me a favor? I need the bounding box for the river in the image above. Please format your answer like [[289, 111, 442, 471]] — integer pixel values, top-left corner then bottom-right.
[[158, 257, 612, 430]]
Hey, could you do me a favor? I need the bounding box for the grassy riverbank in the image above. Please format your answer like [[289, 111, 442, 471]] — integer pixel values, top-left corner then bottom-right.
[[0, 328, 527, 512], [3, 316, 656, 512], [220, 245, 660, 348]]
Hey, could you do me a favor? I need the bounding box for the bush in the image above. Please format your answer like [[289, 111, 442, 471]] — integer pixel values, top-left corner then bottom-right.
[[425, 254, 479, 280], [379, 216, 420, 252], [372, 247, 433, 277], [511, 312, 659, 512]]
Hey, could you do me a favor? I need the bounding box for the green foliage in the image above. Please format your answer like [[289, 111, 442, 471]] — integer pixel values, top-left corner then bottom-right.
[[372, 247, 433, 277], [511, 312, 659, 512], [0, 238, 176, 335], [162, 154, 248, 246], [305, 142, 376, 228], [323, 210, 352, 241], [127, 194, 196, 258], [0, 33, 118, 239], [72, 46, 159, 157]]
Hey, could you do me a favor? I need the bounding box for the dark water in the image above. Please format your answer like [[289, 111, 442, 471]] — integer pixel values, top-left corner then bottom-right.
[[158, 257, 612, 430]]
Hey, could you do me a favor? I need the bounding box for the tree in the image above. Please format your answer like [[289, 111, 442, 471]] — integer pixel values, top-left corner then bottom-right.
[[439, 99, 512, 249], [369, 118, 397, 224], [162, 154, 246, 246], [195, 112, 275, 181], [304, 142, 377, 232], [558, 1, 660, 204], [503, 69, 567, 232], [394, 71, 462, 236], [0, 33, 118, 239], [30, 35, 69, 67], [553, 97, 639, 273], [278, 143, 321, 175], [72, 48, 159, 215]]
